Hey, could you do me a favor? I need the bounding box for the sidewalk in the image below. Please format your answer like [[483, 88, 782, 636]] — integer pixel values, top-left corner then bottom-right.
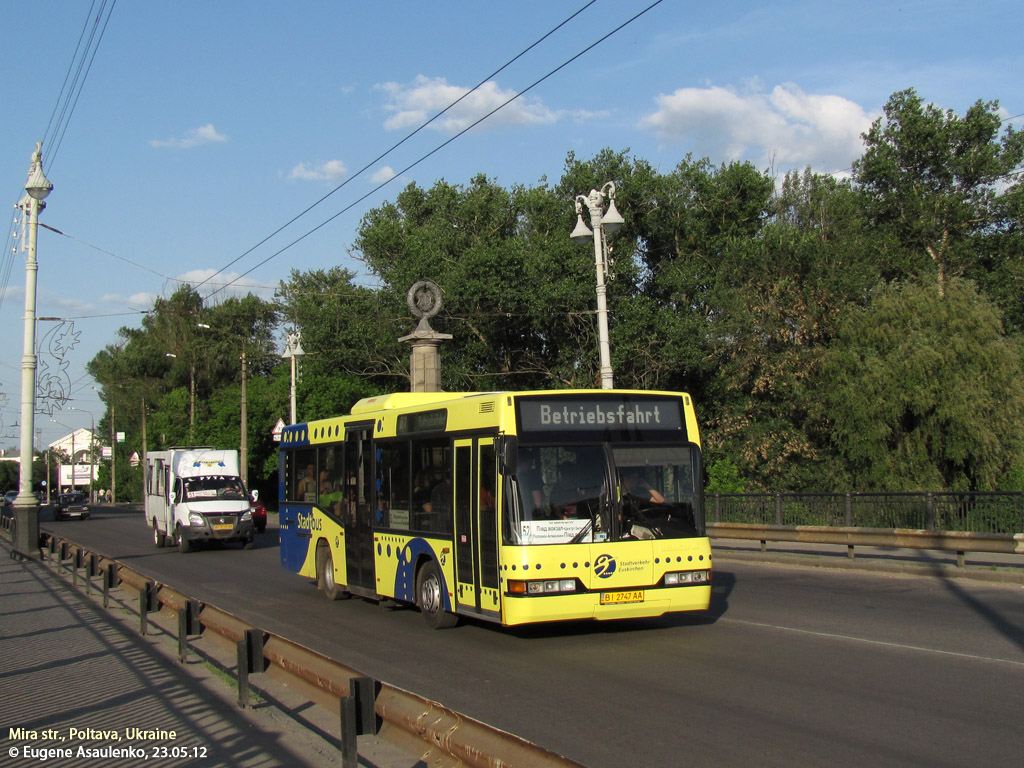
[[0, 539, 434, 768]]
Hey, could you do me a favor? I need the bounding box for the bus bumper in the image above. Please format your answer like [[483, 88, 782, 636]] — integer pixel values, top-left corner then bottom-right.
[[500, 583, 712, 626]]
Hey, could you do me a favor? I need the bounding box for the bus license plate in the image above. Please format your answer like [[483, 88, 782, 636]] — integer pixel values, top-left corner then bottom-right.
[[212, 524, 233, 531], [600, 590, 644, 605]]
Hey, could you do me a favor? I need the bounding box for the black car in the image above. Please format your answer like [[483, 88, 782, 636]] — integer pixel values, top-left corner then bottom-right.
[[54, 492, 90, 521]]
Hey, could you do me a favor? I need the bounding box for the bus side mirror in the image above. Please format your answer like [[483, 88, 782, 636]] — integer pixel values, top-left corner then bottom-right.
[[500, 436, 518, 476], [251, 489, 259, 502]]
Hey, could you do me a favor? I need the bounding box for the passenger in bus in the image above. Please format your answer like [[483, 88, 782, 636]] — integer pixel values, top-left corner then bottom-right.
[[430, 474, 452, 519], [298, 464, 317, 502]]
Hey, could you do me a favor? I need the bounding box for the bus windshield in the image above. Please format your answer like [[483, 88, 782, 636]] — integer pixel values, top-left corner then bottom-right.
[[182, 475, 248, 502], [508, 443, 702, 545]]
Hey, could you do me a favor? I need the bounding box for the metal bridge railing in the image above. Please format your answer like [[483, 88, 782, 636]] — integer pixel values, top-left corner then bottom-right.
[[709, 492, 1024, 535]]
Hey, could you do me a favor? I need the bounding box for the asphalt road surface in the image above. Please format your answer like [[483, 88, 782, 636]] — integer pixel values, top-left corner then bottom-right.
[[44, 504, 1024, 768]]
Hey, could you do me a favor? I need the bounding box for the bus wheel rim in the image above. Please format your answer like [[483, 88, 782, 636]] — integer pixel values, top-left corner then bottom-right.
[[421, 573, 441, 614]]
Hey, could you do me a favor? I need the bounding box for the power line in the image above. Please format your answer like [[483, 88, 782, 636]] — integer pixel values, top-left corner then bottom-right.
[[207, 0, 668, 299], [192, 0, 602, 294], [45, 0, 118, 169]]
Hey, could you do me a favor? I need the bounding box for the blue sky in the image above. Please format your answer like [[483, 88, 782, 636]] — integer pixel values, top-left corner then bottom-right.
[[1, 0, 1021, 447]]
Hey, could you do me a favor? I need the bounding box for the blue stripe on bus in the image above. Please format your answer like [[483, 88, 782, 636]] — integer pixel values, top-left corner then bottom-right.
[[393, 538, 452, 612]]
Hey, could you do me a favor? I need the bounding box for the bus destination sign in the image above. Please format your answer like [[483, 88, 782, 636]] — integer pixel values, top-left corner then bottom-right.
[[517, 397, 683, 434]]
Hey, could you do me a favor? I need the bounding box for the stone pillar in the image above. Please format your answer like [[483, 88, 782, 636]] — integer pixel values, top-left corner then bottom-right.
[[399, 281, 452, 393]]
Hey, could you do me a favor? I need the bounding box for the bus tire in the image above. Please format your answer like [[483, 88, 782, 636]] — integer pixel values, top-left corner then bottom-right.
[[153, 521, 166, 548], [317, 544, 345, 601], [176, 525, 192, 554], [416, 560, 458, 629]]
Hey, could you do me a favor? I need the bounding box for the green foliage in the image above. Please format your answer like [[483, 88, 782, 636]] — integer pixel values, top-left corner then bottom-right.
[[705, 458, 745, 494], [820, 279, 1024, 491], [84, 88, 1024, 496]]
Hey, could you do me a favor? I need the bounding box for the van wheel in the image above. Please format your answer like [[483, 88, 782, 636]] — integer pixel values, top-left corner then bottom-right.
[[176, 525, 192, 554], [416, 561, 458, 629], [153, 521, 166, 548], [316, 545, 346, 600]]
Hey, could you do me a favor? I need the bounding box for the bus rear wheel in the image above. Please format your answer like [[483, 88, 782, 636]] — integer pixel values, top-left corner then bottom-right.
[[416, 561, 458, 629], [153, 521, 166, 548], [317, 544, 346, 600]]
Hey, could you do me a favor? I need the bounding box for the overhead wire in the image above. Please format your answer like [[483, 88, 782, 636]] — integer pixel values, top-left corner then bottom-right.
[[0, 0, 116, 314], [206, 0, 668, 299], [45, 0, 118, 169], [191, 0, 602, 294]]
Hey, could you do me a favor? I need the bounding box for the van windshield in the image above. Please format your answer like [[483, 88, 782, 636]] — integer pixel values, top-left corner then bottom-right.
[[182, 475, 247, 502]]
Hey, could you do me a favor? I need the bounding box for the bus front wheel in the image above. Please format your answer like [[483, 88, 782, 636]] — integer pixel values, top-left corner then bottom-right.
[[416, 561, 458, 629]]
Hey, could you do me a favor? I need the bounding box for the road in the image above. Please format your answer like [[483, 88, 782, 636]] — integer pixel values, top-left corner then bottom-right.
[[44, 505, 1024, 768]]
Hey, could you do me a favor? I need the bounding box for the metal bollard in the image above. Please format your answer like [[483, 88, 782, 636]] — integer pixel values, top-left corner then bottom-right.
[[177, 600, 202, 663], [73, 548, 84, 587], [352, 676, 379, 737], [339, 694, 358, 768], [102, 563, 118, 609], [236, 629, 266, 708], [86, 554, 99, 595], [139, 582, 159, 635]]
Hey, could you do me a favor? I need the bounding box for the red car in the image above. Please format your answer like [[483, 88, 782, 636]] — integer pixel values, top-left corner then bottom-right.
[[250, 499, 267, 533]]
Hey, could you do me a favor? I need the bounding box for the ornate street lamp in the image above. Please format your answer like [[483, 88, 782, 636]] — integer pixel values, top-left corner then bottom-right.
[[571, 181, 623, 389], [12, 143, 52, 557], [281, 331, 305, 424]]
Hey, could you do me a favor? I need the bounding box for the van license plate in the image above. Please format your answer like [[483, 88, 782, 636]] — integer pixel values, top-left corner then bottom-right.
[[600, 590, 644, 605]]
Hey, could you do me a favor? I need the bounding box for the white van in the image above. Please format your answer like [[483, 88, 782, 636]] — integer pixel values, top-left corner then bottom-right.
[[145, 447, 256, 552]]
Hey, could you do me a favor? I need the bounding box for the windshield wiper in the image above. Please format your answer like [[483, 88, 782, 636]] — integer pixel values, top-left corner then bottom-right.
[[569, 517, 593, 544]]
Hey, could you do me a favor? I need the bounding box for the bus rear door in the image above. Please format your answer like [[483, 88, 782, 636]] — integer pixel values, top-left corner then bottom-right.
[[344, 423, 376, 593]]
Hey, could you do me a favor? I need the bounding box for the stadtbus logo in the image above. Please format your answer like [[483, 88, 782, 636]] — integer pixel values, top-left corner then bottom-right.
[[594, 554, 616, 579]]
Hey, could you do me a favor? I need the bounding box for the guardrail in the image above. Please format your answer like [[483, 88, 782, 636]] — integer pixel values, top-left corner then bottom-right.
[[707, 523, 1024, 567], [23, 529, 586, 768]]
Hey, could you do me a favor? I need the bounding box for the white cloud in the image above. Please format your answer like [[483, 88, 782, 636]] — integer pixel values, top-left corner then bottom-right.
[[377, 75, 558, 133], [149, 123, 228, 149], [371, 166, 396, 184], [639, 83, 874, 173], [128, 292, 157, 307], [287, 160, 348, 182]]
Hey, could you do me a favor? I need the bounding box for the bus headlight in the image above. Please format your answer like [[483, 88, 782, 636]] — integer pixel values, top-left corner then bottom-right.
[[241, 510, 252, 522], [665, 570, 711, 585], [509, 579, 578, 595], [188, 512, 205, 526]]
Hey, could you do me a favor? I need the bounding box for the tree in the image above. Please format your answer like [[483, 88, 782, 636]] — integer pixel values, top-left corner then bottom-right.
[[276, 266, 400, 417], [854, 88, 1024, 295], [819, 279, 1024, 491]]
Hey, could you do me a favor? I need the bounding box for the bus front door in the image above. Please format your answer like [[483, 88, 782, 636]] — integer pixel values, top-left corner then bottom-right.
[[453, 438, 500, 618], [344, 424, 376, 593]]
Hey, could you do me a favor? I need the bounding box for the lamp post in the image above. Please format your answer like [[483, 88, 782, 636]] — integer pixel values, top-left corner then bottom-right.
[[12, 143, 52, 558], [281, 331, 304, 424], [571, 181, 624, 390]]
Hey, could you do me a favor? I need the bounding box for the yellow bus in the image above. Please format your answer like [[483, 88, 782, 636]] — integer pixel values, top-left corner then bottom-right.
[[278, 390, 711, 628]]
